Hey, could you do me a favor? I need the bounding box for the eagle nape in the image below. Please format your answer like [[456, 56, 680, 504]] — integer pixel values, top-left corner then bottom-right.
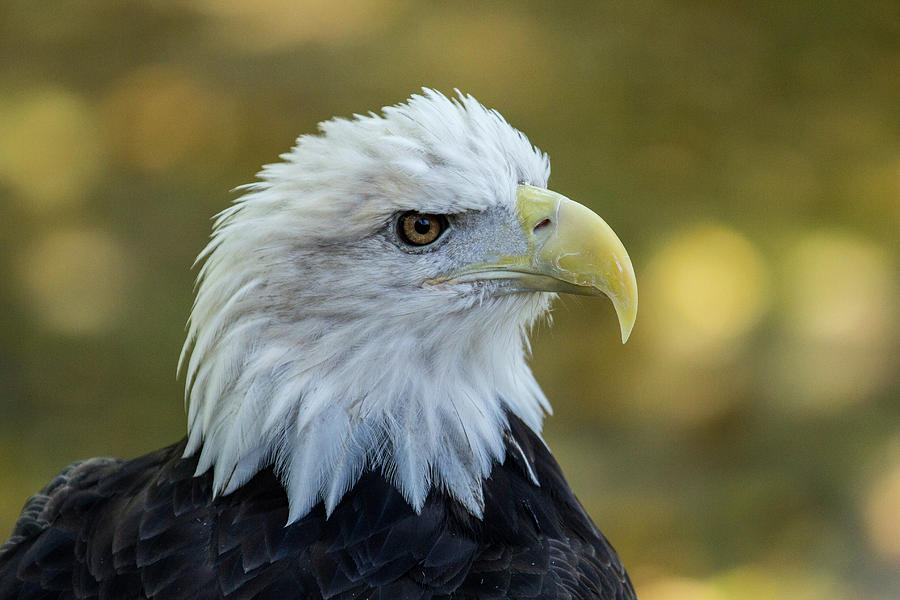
[[1, 89, 639, 600]]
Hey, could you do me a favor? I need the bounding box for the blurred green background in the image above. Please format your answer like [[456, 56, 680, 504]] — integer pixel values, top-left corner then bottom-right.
[[1, 1, 898, 598]]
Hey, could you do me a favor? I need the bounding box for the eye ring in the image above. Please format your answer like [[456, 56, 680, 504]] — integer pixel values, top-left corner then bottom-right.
[[397, 212, 448, 246]]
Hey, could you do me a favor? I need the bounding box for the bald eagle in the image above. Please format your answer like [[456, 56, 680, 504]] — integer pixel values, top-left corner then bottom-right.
[[0, 90, 638, 599]]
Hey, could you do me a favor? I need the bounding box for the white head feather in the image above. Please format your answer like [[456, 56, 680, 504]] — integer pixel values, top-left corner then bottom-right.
[[180, 89, 554, 521]]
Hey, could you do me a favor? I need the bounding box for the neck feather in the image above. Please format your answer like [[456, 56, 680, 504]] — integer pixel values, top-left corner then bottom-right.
[[182, 293, 551, 522]]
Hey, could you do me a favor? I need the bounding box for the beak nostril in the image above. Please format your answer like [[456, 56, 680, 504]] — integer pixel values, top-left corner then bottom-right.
[[533, 218, 552, 233]]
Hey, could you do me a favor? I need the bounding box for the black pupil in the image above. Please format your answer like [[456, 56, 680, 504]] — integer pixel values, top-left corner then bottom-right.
[[414, 217, 431, 234]]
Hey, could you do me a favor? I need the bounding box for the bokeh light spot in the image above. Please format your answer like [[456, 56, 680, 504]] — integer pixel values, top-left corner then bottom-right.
[[186, 0, 407, 51], [764, 231, 897, 413], [782, 231, 894, 344], [640, 576, 725, 600], [18, 229, 131, 335], [101, 66, 238, 172], [863, 446, 900, 567], [645, 224, 770, 363], [0, 89, 105, 213]]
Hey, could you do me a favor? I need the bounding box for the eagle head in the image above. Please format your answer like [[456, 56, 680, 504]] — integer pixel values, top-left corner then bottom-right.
[[180, 89, 637, 522]]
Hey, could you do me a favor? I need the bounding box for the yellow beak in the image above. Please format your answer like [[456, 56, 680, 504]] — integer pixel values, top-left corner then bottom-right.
[[441, 185, 638, 343]]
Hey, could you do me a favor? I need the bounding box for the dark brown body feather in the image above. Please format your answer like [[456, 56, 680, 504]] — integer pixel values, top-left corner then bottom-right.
[[0, 413, 635, 599]]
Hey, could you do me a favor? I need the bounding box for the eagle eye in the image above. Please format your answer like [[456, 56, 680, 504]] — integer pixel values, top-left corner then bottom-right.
[[398, 212, 447, 246]]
